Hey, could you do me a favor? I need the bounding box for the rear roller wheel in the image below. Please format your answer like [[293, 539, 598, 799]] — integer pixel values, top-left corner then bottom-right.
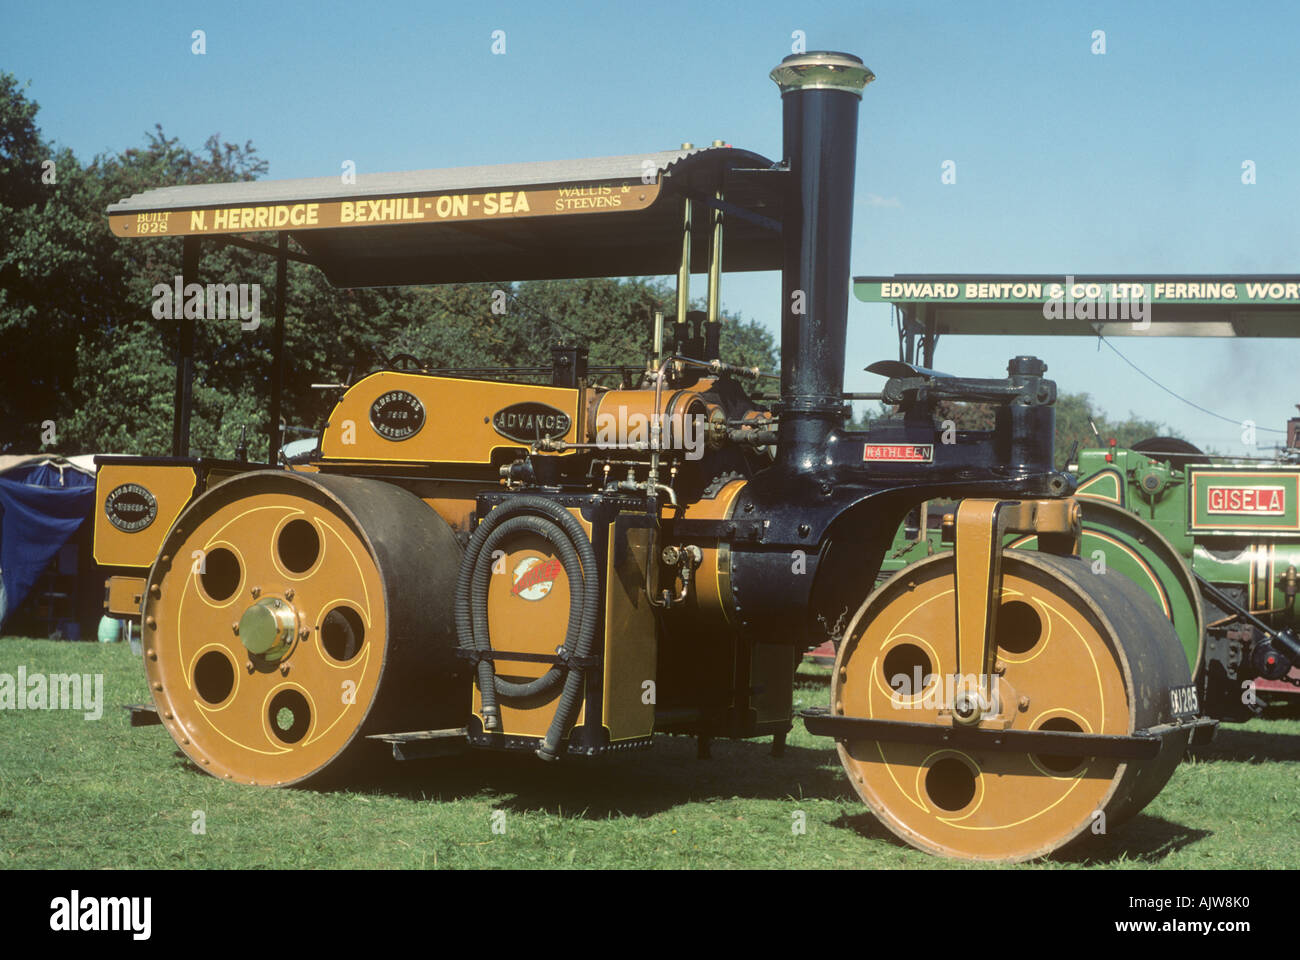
[[832, 550, 1192, 861], [141, 471, 466, 786]]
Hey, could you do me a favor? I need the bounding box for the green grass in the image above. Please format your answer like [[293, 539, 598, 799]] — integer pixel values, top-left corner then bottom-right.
[[2, 636, 1298, 869]]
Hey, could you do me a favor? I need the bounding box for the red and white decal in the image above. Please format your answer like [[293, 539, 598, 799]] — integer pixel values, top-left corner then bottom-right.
[[511, 556, 562, 601], [1206, 485, 1285, 515], [863, 443, 934, 463]]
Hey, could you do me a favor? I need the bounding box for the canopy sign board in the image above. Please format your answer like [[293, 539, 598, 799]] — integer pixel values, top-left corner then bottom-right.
[[858, 277, 1300, 307], [107, 147, 785, 287], [110, 179, 661, 239], [854, 274, 1300, 364]]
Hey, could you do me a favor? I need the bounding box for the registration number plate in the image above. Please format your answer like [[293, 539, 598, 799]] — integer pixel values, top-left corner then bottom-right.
[[1169, 684, 1199, 719]]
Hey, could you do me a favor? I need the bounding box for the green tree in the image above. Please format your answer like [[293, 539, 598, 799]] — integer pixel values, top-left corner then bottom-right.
[[0, 67, 282, 456], [1052, 391, 1170, 462], [0, 73, 100, 452]]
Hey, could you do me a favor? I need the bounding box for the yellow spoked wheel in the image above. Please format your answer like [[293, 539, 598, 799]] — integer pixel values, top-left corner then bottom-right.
[[142, 472, 465, 786], [832, 551, 1192, 861]]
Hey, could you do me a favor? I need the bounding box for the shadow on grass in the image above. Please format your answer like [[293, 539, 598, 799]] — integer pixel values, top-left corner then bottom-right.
[[1188, 725, 1300, 764], [829, 809, 905, 848], [171, 734, 854, 819], [167, 736, 1219, 865], [1052, 815, 1212, 865]]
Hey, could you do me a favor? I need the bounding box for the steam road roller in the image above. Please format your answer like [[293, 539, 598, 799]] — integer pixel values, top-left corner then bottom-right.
[[94, 52, 1211, 860]]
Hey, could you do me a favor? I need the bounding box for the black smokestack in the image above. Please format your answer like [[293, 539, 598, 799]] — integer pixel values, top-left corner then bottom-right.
[[770, 52, 874, 470]]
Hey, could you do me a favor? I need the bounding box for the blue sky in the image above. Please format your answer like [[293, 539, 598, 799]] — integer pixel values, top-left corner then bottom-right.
[[4, 0, 1298, 453]]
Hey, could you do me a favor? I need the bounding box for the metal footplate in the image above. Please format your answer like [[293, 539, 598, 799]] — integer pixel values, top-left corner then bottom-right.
[[365, 728, 469, 761], [123, 703, 162, 727], [801, 707, 1217, 759]]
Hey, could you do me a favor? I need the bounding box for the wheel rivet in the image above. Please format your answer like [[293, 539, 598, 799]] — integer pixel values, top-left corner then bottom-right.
[[285, 588, 295, 601], [838, 667, 848, 683], [246, 661, 254, 673], [251, 585, 261, 598], [149, 584, 161, 599], [231, 622, 240, 635], [299, 627, 310, 640], [994, 661, 1007, 675], [1018, 696, 1030, 711], [152, 682, 162, 691], [280, 664, 290, 676], [145, 616, 157, 629]]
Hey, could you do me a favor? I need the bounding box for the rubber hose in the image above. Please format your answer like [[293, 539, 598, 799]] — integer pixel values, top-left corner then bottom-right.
[[535, 516, 600, 760], [470, 514, 584, 699], [454, 496, 599, 756]]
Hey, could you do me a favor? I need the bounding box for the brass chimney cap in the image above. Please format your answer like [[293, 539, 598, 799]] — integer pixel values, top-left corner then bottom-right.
[[770, 51, 875, 97]]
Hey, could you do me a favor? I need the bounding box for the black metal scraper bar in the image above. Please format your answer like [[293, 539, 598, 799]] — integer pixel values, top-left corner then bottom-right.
[[800, 708, 1215, 759]]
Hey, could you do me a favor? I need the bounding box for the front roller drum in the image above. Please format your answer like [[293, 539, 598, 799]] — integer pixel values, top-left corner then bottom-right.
[[141, 471, 467, 786], [832, 551, 1193, 861]]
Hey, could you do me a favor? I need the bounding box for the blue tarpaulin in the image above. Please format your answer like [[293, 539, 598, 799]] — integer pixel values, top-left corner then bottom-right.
[[0, 459, 96, 629]]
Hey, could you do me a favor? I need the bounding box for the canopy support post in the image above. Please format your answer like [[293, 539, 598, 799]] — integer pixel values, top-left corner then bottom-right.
[[172, 236, 201, 457], [706, 191, 724, 324], [922, 311, 938, 368], [901, 305, 918, 365], [268, 233, 288, 465], [676, 196, 693, 329]]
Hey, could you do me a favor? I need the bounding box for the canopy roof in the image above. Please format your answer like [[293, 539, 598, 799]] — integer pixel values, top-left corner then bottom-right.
[[108, 146, 785, 287], [855, 274, 1300, 337]]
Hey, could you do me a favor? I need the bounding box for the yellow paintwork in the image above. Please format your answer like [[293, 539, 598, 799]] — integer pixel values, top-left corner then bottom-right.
[[104, 575, 147, 618], [685, 478, 747, 624], [468, 507, 656, 744], [93, 464, 199, 568], [600, 525, 656, 740], [320, 372, 582, 465]]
